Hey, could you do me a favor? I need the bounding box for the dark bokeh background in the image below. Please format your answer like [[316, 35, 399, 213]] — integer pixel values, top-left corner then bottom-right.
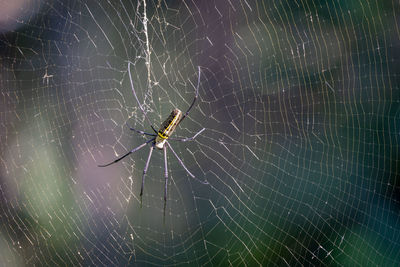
[[1, 0, 399, 265]]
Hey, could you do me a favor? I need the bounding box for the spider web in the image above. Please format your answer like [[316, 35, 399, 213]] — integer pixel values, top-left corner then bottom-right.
[[1, 0, 400, 265]]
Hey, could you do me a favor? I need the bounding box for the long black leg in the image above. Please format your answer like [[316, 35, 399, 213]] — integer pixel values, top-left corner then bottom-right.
[[166, 142, 209, 185], [180, 66, 201, 123], [127, 61, 157, 133], [163, 146, 168, 220], [163, 146, 168, 202], [127, 124, 157, 136], [98, 138, 154, 167], [140, 145, 154, 197], [168, 128, 205, 142]]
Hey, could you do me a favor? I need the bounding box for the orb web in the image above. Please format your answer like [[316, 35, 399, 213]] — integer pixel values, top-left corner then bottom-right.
[[0, 0, 399, 265]]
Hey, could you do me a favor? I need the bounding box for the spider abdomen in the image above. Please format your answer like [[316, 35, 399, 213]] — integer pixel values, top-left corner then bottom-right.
[[155, 109, 182, 149]]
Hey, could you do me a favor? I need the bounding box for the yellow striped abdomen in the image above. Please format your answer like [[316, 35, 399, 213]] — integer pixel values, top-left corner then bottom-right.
[[155, 109, 182, 149]]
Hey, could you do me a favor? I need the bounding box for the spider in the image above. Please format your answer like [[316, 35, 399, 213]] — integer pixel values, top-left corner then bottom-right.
[[98, 62, 208, 204]]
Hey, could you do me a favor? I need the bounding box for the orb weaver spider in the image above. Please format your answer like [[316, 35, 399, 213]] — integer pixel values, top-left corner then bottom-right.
[[99, 62, 208, 204]]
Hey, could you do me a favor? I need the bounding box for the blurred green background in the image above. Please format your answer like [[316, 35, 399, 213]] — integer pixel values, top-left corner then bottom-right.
[[0, 0, 399, 265]]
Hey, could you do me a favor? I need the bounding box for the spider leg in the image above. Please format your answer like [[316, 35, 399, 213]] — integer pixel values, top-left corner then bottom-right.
[[127, 124, 157, 136], [127, 61, 157, 133], [168, 128, 205, 142], [140, 145, 154, 197], [163, 145, 168, 202], [98, 138, 154, 167], [180, 66, 201, 123], [166, 142, 209, 185]]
